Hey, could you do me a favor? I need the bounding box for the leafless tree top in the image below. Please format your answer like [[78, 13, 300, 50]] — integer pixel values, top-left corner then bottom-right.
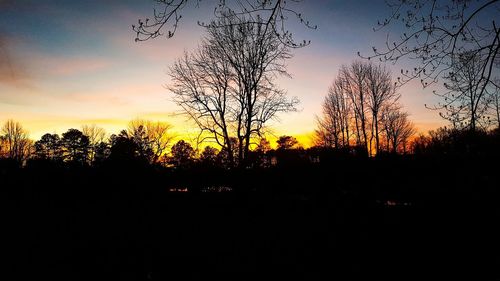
[[132, 0, 316, 47], [362, 0, 500, 88]]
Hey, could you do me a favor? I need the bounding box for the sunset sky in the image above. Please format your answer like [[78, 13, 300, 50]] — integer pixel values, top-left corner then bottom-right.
[[0, 0, 447, 144]]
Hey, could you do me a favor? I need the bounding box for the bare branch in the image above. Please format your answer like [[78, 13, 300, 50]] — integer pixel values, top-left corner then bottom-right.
[[362, 0, 500, 89], [134, 0, 316, 48]]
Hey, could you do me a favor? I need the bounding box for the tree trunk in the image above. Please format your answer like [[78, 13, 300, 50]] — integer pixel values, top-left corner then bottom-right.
[[345, 113, 350, 148], [470, 93, 476, 131], [360, 114, 368, 155], [496, 95, 500, 129], [354, 114, 361, 146], [238, 136, 244, 167], [223, 131, 234, 167], [374, 111, 380, 154]]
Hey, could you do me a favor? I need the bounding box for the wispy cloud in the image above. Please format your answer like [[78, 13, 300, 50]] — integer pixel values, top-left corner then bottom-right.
[[38, 56, 111, 77], [1, 32, 112, 90], [0, 33, 33, 88]]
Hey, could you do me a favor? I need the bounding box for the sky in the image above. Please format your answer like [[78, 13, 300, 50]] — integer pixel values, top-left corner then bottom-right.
[[0, 0, 449, 145]]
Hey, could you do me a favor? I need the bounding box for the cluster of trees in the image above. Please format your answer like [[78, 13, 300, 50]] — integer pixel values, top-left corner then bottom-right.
[[0, 119, 173, 167], [2, 117, 499, 173], [411, 126, 500, 156], [316, 3, 500, 154], [315, 61, 415, 155], [0, 118, 310, 169], [0, 120, 33, 163]]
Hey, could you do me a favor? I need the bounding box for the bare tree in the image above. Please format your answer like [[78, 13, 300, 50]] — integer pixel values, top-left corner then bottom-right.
[[0, 119, 32, 164], [145, 121, 174, 162], [0, 136, 4, 158], [316, 61, 402, 155], [488, 79, 500, 129], [128, 119, 174, 163], [82, 124, 106, 164], [381, 105, 416, 154], [365, 63, 400, 153], [207, 13, 298, 163], [169, 45, 235, 165], [133, 0, 316, 47], [341, 61, 369, 152], [429, 51, 493, 131], [169, 15, 298, 167], [364, 0, 500, 92], [315, 75, 352, 148]]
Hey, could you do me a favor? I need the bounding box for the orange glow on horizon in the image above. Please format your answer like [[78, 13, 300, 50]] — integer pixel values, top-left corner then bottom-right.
[[0, 113, 443, 151]]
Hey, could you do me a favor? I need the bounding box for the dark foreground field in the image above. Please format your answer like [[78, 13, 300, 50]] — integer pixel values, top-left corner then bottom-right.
[[4, 157, 499, 280]]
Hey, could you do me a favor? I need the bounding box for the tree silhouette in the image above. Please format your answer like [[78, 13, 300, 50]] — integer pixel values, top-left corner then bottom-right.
[[365, 63, 400, 153], [491, 82, 500, 129], [108, 130, 144, 164], [248, 138, 272, 168], [315, 71, 352, 149], [380, 105, 416, 154], [276, 135, 299, 150], [411, 134, 432, 155], [169, 14, 298, 167], [34, 133, 62, 161], [128, 119, 174, 164], [365, 0, 500, 91], [127, 122, 154, 163], [428, 51, 495, 131], [133, 0, 316, 47], [215, 137, 240, 168], [93, 141, 110, 165], [316, 61, 401, 155], [342, 61, 370, 152], [410, 126, 496, 155], [199, 146, 219, 167], [169, 140, 195, 168], [61, 129, 90, 165], [0, 119, 32, 164], [82, 124, 106, 164], [256, 138, 271, 153]]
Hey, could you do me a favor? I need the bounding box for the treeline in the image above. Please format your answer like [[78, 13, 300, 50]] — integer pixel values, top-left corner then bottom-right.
[[1, 118, 499, 172], [0, 119, 310, 169], [0, 119, 183, 168]]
